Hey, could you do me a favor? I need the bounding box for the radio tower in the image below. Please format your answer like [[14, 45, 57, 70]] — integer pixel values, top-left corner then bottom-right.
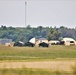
[[25, 2, 27, 27]]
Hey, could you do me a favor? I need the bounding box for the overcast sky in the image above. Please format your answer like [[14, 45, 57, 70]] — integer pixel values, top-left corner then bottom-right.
[[0, 0, 76, 28]]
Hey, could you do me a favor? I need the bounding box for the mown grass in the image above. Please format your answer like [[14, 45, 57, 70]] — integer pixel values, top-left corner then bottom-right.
[[0, 45, 76, 61], [0, 68, 75, 75], [0, 45, 76, 75], [0, 63, 76, 75]]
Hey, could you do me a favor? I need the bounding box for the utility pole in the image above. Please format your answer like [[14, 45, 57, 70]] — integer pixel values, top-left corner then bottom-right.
[[25, 2, 27, 27]]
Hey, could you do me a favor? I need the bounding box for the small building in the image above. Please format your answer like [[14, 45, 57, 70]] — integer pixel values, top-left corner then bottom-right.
[[0, 39, 12, 44], [49, 40, 60, 45], [60, 37, 76, 46], [35, 37, 48, 46]]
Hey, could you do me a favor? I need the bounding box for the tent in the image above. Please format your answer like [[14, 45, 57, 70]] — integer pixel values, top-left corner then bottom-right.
[[61, 37, 76, 46], [29, 37, 36, 44]]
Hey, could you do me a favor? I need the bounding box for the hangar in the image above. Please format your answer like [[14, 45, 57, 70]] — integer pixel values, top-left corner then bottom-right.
[[61, 37, 76, 46]]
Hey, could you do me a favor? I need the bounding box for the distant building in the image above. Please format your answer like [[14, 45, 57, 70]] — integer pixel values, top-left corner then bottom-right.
[[0, 39, 12, 44], [35, 37, 48, 46], [49, 40, 60, 45], [60, 37, 76, 46], [28, 37, 48, 46]]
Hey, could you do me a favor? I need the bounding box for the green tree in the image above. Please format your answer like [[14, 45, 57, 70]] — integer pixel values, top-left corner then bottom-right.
[[47, 27, 61, 40]]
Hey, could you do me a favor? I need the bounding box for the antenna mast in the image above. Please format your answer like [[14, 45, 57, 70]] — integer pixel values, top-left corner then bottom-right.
[[25, 2, 27, 27]]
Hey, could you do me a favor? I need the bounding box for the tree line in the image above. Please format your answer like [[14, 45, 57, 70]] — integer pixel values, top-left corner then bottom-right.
[[0, 25, 76, 42]]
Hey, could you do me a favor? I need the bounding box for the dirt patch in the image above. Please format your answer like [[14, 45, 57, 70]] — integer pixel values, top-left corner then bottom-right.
[[0, 61, 76, 71]]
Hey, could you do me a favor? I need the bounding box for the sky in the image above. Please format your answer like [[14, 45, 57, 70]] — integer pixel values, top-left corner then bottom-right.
[[0, 0, 76, 28]]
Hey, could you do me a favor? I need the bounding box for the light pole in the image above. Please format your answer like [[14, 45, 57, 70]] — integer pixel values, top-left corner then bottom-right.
[[25, 2, 27, 27]]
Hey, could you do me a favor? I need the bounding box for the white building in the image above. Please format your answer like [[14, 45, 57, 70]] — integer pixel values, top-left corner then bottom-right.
[[61, 37, 76, 46], [49, 40, 60, 45]]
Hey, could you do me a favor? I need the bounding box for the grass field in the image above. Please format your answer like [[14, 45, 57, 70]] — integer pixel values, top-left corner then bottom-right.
[[0, 45, 76, 61], [0, 45, 76, 75], [0, 67, 76, 75], [0, 68, 73, 75], [0, 68, 71, 75]]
